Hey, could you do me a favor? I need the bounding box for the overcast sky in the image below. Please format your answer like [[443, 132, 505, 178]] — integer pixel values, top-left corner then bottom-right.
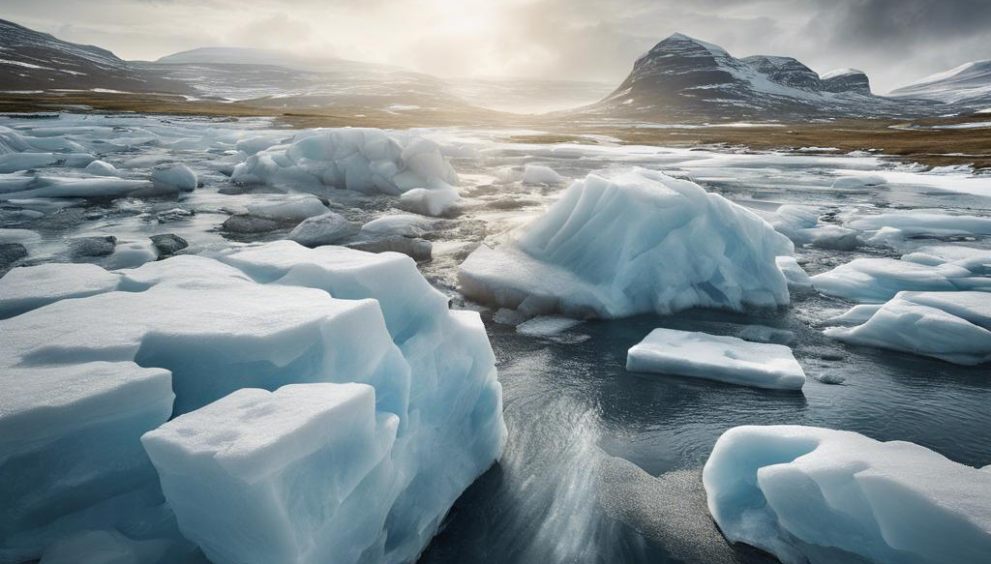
[[4, 0, 989, 93]]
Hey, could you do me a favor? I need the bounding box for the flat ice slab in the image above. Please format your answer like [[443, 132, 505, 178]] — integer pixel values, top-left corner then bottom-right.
[[704, 425, 991, 564], [0, 263, 120, 318], [626, 328, 805, 390]]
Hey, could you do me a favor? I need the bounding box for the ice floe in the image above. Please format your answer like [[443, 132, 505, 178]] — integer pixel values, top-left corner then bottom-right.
[[704, 425, 991, 564], [811, 257, 991, 303], [825, 291, 991, 365], [231, 128, 458, 196], [760, 205, 860, 251], [0, 262, 120, 318], [626, 328, 805, 390], [459, 169, 793, 318]]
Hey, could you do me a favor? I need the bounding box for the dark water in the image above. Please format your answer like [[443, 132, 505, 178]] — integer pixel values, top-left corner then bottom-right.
[[420, 291, 991, 564]]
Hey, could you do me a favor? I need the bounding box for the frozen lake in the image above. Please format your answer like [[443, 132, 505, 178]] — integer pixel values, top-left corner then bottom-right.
[[3, 112, 990, 564]]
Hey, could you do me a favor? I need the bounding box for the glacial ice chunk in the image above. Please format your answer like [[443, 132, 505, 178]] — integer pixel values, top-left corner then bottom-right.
[[703, 425, 991, 564], [825, 291, 991, 365], [0, 362, 174, 563], [84, 160, 120, 177], [522, 164, 565, 185], [231, 128, 457, 196], [1, 245, 506, 563], [760, 205, 859, 251], [143, 384, 400, 564], [399, 183, 459, 217], [151, 164, 197, 192], [459, 169, 793, 318], [811, 257, 991, 303], [626, 328, 805, 390], [776, 256, 813, 294], [845, 211, 991, 248], [901, 245, 991, 276], [830, 174, 887, 189], [287, 212, 357, 247]]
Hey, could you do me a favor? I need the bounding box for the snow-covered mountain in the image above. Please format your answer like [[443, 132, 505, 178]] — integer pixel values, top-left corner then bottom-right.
[[584, 33, 925, 120], [889, 60, 991, 109], [0, 18, 187, 94]]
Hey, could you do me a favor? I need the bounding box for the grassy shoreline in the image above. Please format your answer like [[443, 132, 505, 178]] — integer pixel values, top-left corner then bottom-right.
[[3, 91, 989, 170]]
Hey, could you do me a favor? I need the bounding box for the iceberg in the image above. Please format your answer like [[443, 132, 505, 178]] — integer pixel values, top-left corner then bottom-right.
[[0, 244, 506, 563], [825, 291, 991, 365], [459, 169, 793, 318], [703, 425, 991, 564], [626, 328, 805, 390], [811, 257, 991, 303]]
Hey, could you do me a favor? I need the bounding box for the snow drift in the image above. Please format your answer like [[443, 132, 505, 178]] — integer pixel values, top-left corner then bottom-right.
[[0, 244, 506, 564], [703, 425, 991, 564], [459, 169, 793, 318]]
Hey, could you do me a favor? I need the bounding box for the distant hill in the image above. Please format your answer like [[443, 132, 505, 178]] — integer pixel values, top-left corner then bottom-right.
[[581, 33, 934, 120], [0, 18, 188, 94], [144, 47, 467, 111], [890, 60, 991, 110]]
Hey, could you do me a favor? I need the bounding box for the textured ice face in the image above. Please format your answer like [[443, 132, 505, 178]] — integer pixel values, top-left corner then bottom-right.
[[703, 425, 991, 564], [459, 169, 793, 318], [626, 328, 806, 390], [0, 243, 506, 564]]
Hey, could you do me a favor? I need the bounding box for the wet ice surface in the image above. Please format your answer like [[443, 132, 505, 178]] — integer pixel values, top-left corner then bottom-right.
[[4, 113, 991, 564]]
